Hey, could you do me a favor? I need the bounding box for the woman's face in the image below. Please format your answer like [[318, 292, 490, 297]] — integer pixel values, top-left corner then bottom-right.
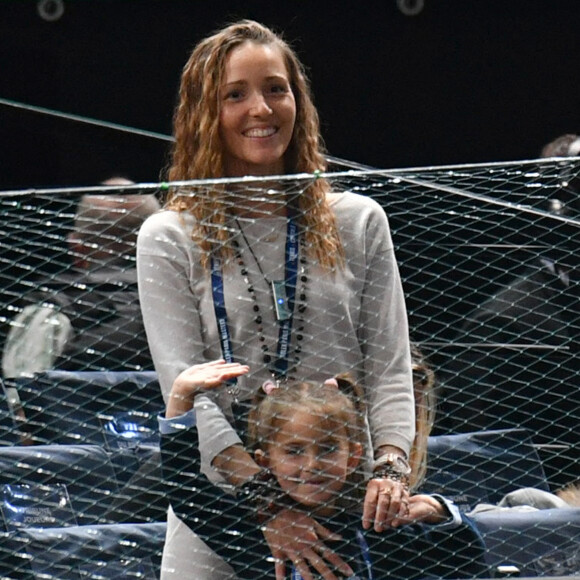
[[262, 408, 360, 512], [219, 41, 297, 177]]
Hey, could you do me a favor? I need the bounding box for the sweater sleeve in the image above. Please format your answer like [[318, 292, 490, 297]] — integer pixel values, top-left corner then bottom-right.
[[348, 196, 415, 456], [137, 211, 242, 475]]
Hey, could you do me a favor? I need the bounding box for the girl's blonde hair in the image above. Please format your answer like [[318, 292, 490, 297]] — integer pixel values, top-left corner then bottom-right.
[[165, 19, 343, 270], [246, 355, 435, 498]]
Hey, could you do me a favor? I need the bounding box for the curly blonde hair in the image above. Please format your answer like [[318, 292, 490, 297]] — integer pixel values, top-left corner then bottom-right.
[[165, 20, 343, 270]]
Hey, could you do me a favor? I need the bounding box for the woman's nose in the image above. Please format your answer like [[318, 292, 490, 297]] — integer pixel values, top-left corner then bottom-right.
[[249, 92, 272, 116]]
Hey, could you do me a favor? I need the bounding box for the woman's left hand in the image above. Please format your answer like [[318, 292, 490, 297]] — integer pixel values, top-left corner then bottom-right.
[[362, 477, 410, 532]]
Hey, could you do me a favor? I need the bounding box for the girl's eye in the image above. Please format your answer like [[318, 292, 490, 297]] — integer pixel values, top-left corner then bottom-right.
[[286, 446, 304, 456], [319, 443, 339, 456]]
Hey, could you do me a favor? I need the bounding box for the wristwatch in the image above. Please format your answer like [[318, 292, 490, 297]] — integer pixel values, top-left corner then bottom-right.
[[372, 453, 411, 485]]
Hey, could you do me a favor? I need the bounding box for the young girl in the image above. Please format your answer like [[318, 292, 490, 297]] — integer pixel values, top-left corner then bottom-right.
[[160, 360, 488, 580]]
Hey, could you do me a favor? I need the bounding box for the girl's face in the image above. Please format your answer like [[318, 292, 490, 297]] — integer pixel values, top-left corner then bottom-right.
[[219, 41, 297, 177], [259, 408, 361, 514]]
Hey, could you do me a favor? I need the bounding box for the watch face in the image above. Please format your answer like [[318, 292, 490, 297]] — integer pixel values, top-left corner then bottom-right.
[[394, 456, 412, 475]]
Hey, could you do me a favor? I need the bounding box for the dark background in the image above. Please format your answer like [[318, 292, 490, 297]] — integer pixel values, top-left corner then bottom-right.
[[1, 0, 579, 190]]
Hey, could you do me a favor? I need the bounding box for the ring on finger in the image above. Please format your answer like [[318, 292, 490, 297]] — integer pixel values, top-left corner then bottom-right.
[[378, 489, 392, 496]]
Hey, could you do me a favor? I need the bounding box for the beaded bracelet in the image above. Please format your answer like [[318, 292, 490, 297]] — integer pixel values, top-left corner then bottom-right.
[[372, 465, 410, 490], [238, 468, 291, 523], [372, 453, 411, 490]]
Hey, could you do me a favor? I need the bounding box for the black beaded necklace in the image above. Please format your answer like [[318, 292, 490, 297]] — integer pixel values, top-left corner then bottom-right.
[[231, 217, 308, 384]]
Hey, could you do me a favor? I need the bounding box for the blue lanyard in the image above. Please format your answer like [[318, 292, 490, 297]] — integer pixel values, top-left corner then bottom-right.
[[272, 218, 299, 378], [210, 256, 234, 365], [356, 529, 374, 580], [210, 218, 299, 381]]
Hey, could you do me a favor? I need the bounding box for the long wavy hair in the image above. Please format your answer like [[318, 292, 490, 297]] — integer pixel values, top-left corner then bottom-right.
[[165, 19, 343, 270]]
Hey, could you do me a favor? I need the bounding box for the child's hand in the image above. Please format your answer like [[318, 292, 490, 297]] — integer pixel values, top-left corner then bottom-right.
[[263, 508, 354, 580], [390, 494, 448, 527], [166, 359, 249, 418]]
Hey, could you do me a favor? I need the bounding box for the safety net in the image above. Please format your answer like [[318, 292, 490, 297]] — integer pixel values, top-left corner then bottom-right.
[[0, 155, 578, 579]]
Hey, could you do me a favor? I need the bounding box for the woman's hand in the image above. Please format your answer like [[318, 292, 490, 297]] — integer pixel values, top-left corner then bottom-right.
[[390, 494, 449, 527], [166, 359, 249, 418], [263, 508, 354, 580], [362, 477, 410, 532]]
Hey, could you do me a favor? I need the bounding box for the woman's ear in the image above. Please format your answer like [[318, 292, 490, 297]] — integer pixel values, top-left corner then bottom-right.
[[253, 448, 269, 468], [347, 442, 363, 474]]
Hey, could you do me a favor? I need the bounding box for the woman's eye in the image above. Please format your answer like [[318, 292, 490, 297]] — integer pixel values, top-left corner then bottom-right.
[[225, 89, 243, 100], [269, 84, 288, 95]]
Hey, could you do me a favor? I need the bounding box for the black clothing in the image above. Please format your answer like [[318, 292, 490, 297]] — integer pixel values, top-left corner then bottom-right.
[[161, 423, 488, 580]]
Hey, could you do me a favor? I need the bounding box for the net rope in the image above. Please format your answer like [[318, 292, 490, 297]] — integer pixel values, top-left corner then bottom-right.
[[0, 156, 579, 578]]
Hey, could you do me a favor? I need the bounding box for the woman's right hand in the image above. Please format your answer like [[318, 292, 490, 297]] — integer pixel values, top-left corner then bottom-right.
[[166, 359, 249, 418], [263, 508, 354, 580]]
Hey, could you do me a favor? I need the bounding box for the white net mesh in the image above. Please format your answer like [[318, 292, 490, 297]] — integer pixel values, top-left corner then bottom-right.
[[0, 156, 579, 578]]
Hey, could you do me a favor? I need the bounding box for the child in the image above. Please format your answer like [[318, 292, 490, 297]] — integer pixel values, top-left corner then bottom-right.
[[160, 360, 488, 579]]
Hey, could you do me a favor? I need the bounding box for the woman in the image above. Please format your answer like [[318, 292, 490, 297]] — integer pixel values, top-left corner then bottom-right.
[[137, 19, 414, 580]]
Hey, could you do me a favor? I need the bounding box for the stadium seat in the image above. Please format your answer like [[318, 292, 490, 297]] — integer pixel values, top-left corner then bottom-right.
[[472, 507, 580, 577], [7, 371, 168, 525], [423, 428, 549, 511], [106, 444, 168, 524], [2, 521, 165, 579], [0, 444, 121, 531], [14, 370, 163, 446]]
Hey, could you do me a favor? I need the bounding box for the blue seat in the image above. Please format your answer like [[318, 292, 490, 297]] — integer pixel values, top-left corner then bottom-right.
[[11, 371, 168, 524], [16, 370, 163, 446], [472, 507, 580, 577], [0, 444, 121, 531], [423, 428, 549, 511], [107, 444, 167, 524], [3, 521, 165, 579]]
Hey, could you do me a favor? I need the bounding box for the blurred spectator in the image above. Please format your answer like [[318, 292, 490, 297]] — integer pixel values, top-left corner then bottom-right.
[[2, 178, 160, 382], [435, 136, 579, 490], [540, 133, 580, 158]]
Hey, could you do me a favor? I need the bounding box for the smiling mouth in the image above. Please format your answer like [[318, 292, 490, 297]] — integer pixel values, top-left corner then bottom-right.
[[288, 477, 327, 486], [244, 127, 277, 138]]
